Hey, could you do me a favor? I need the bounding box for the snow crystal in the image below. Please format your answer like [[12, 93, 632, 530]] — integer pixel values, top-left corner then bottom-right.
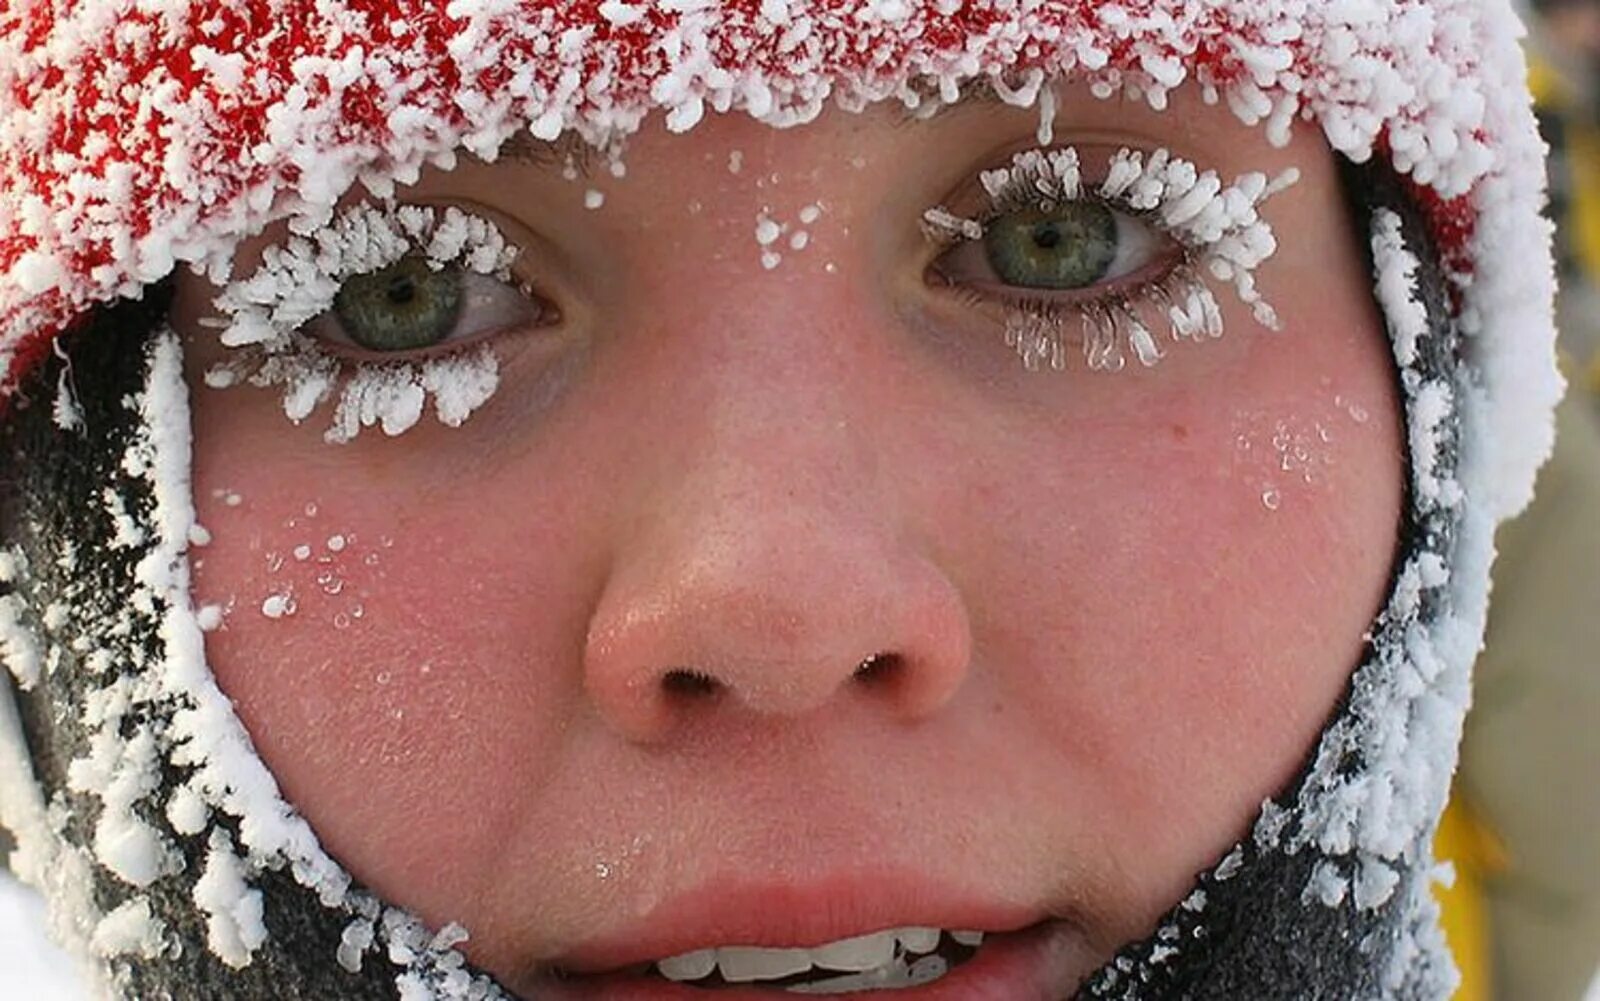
[[165, 783, 210, 836], [1306, 860, 1349, 907], [1353, 857, 1402, 910], [338, 915, 378, 973], [103, 488, 148, 550], [195, 605, 224, 632], [0, 595, 43, 690], [193, 830, 267, 969], [90, 898, 166, 959], [53, 373, 84, 434], [260, 594, 294, 619], [1370, 210, 1430, 372], [755, 213, 783, 246], [0, 548, 21, 584], [40, 602, 69, 631]]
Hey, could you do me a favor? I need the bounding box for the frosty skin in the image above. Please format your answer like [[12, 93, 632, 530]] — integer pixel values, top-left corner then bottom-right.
[[168, 85, 1403, 996]]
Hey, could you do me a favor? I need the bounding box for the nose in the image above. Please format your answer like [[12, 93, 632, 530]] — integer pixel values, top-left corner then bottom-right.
[[581, 428, 972, 745]]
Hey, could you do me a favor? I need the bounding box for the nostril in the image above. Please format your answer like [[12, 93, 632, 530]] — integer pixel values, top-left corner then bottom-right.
[[662, 668, 722, 698], [852, 652, 903, 685]]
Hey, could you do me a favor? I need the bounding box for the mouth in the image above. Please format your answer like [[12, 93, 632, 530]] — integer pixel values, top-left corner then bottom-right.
[[595, 925, 984, 990], [535, 920, 1076, 1000]]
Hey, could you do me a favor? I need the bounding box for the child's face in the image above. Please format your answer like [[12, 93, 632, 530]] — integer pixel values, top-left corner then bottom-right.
[[171, 83, 1402, 996]]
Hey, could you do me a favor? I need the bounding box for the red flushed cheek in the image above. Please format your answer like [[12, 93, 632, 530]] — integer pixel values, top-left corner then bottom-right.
[[184, 466, 589, 915]]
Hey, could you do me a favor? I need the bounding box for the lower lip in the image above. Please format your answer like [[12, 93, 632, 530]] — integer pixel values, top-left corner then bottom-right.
[[528, 921, 1080, 1001]]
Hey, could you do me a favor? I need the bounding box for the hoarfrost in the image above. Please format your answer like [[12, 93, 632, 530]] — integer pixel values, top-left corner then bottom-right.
[[207, 203, 512, 443], [193, 830, 267, 969], [0, 330, 504, 993], [90, 897, 167, 959]]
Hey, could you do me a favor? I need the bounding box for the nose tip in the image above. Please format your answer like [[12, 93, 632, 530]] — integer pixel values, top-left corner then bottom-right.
[[582, 574, 972, 744]]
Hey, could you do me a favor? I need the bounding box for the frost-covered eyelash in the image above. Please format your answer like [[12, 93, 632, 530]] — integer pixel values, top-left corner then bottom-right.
[[201, 202, 519, 444], [923, 146, 1299, 373]]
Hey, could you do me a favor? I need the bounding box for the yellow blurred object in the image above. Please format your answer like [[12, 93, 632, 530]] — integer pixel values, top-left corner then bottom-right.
[[1528, 56, 1569, 108], [1434, 795, 1510, 1001], [1565, 125, 1600, 283], [1527, 50, 1600, 284]]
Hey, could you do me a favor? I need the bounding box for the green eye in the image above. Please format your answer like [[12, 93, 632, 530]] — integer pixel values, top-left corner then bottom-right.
[[333, 255, 464, 353], [983, 203, 1118, 291]]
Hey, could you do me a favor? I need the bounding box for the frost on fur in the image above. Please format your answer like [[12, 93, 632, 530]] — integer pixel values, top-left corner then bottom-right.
[[1, 331, 508, 997]]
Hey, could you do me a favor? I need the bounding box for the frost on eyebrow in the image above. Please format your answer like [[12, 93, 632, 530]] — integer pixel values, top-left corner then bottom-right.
[[201, 202, 514, 444]]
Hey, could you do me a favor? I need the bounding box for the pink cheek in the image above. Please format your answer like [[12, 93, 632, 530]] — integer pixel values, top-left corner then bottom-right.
[[187, 484, 545, 887]]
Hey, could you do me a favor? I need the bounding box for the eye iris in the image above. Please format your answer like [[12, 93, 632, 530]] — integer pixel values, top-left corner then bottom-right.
[[333, 255, 464, 352], [984, 203, 1118, 290]]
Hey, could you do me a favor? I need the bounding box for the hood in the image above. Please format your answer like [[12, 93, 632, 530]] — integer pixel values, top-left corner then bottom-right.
[[0, 3, 1564, 999]]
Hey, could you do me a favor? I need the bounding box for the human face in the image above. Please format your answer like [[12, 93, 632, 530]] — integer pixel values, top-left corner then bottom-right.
[[171, 82, 1403, 998]]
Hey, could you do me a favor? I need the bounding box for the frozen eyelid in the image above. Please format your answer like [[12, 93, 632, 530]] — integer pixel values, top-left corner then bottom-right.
[[927, 144, 1297, 374], [208, 202, 524, 443]]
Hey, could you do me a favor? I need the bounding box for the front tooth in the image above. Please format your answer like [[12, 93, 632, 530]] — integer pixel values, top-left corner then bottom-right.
[[951, 930, 985, 947], [810, 929, 898, 972], [716, 945, 814, 982], [657, 948, 717, 981], [897, 926, 941, 954]]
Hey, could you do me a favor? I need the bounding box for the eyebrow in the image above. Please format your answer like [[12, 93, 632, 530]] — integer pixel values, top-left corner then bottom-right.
[[492, 79, 1010, 168], [890, 78, 1010, 127], [496, 130, 601, 175]]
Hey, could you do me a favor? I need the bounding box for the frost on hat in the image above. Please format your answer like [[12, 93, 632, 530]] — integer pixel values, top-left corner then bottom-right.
[[0, 0, 1563, 516], [0, 1, 1566, 1000]]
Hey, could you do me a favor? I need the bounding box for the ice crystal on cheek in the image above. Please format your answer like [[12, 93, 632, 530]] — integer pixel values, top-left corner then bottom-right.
[[203, 202, 513, 444]]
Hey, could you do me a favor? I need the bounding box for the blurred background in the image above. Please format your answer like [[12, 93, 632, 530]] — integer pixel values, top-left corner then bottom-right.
[[3, 2, 1600, 998], [1436, 3, 1600, 1000]]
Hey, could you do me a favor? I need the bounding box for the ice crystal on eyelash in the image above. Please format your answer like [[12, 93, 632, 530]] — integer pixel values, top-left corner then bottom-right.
[[926, 145, 1297, 373], [979, 147, 1083, 212], [920, 208, 984, 242], [1098, 146, 1299, 331], [206, 202, 516, 442]]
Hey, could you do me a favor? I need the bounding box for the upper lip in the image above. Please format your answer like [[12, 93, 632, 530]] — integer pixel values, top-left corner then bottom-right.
[[546, 868, 1048, 976]]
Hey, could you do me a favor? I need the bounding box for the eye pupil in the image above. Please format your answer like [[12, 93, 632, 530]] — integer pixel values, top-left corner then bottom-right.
[[386, 274, 418, 306], [1031, 223, 1063, 250]]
